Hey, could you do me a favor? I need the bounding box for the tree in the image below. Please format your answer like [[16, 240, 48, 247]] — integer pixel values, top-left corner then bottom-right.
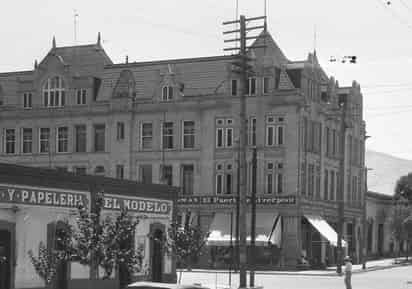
[[72, 193, 143, 289], [390, 202, 410, 258], [166, 220, 209, 283], [28, 219, 74, 288], [395, 173, 412, 202]]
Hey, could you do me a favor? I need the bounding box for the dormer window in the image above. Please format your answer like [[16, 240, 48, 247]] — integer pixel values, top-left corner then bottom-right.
[[43, 76, 66, 107], [162, 85, 173, 101]]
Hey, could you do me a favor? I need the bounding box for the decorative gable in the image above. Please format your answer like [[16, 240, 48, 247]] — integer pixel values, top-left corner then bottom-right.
[[277, 68, 295, 90], [112, 70, 136, 98]]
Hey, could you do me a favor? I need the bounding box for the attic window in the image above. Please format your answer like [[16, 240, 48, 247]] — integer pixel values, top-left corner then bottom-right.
[[162, 86, 173, 101], [43, 76, 66, 107]]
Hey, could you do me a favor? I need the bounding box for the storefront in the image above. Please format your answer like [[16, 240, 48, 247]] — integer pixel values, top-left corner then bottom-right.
[[0, 163, 177, 289], [178, 194, 362, 269]]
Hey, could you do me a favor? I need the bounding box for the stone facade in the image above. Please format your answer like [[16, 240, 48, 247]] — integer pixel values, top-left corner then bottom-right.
[[0, 31, 366, 269]]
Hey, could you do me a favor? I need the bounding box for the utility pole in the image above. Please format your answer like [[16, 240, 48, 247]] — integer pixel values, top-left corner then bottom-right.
[[337, 96, 348, 274], [222, 15, 266, 288], [250, 148, 257, 287]]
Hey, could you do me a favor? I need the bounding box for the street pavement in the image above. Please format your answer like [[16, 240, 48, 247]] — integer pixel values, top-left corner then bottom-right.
[[179, 262, 412, 289]]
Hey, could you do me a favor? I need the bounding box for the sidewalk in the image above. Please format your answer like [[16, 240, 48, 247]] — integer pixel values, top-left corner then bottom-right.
[[187, 258, 410, 277]]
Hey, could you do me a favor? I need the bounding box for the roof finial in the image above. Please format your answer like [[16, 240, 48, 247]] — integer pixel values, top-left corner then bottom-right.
[[97, 32, 101, 45], [34, 59, 38, 69], [52, 36, 56, 49], [125, 55, 129, 64]]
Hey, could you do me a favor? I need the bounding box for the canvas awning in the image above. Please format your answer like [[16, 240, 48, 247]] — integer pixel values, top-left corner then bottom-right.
[[268, 215, 282, 247], [207, 212, 279, 246], [304, 215, 347, 247]]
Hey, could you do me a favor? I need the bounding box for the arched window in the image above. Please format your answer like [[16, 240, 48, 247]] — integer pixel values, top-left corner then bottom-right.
[[43, 76, 66, 107]]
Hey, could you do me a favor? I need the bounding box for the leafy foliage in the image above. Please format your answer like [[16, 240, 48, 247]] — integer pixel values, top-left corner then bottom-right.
[[28, 242, 59, 285], [166, 220, 209, 269], [395, 173, 412, 201], [390, 202, 411, 247]]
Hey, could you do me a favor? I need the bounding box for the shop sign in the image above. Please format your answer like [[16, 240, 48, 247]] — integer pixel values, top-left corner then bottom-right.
[[0, 185, 88, 208], [177, 195, 296, 205], [103, 194, 172, 215]]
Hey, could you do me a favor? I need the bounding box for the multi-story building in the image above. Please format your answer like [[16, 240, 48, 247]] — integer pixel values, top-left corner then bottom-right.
[[0, 30, 366, 268]]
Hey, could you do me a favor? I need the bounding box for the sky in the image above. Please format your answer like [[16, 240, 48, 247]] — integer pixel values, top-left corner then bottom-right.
[[2, 0, 412, 159]]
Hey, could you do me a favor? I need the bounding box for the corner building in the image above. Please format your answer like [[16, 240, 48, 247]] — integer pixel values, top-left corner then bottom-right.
[[0, 31, 366, 269]]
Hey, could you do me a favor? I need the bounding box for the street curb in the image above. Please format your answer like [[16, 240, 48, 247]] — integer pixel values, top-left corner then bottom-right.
[[183, 263, 410, 277]]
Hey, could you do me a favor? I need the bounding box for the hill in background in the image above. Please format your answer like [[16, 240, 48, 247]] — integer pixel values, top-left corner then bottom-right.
[[366, 150, 412, 196]]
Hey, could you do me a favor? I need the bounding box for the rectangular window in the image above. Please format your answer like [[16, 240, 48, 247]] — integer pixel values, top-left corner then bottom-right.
[[23, 92, 32, 109], [162, 86, 173, 101], [116, 164, 124, 179], [225, 128, 233, 147], [249, 117, 257, 146], [225, 173, 233, 194], [162, 122, 174, 149], [139, 164, 152, 184], [266, 125, 275, 146], [216, 174, 224, 194], [75, 125, 87, 153], [5, 129, 16, 154], [277, 125, 284, 145], [325, 127, 330, 157], [182, 165, 194, 195], [74, 167, 87, 175], [332, 129, 336, 156], [57, 127, 68, 153], [247, 77, 257, 96], [94, 124, 105, 152], [141, 122, 153, 150], [263, 77, 269, 94], [116, 122, 125, 141], [216, 128, 224, 148], [266, 173, 273, 194], [308, 164, 315, 197], [161, 165, 173, 186], [22, 128, 33, 154], [76, 89, 87, 105], [39, 128, 50, 153], [330, 171, 335, 201], [277, 173, 283, 194], [231, 79, 238, 96], [324, 170, 329, 200], [183, 121, 195, 149]]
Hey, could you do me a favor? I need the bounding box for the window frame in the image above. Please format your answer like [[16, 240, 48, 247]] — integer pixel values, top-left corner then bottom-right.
[[74, 125, 87, 153], [162, 85, 173, 101], [23, 92, 32, 109], [161, 121, 174, 150], [182, 120, 195, 149], [5, 129, 16, 154], [231, 79, 238, 96], [22, 128, 33, 154], [140, 122, 153, 150], [39, 128, 50, 154], [56, 126, 69, 153], [116, 164, 124, 179], [76, 89, 87, 105], [247, 77, 257, 96], [116, 122, 125, 141], [93, 124, 106, 152], [43, 76, 66, 108], [263, 77, 269, 94]]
